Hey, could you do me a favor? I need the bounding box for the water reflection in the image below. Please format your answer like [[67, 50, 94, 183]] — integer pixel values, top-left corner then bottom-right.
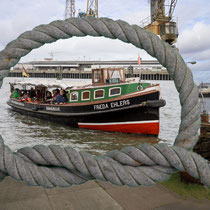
[[10, 108, 159, 155], [1, 78, 182, 155]]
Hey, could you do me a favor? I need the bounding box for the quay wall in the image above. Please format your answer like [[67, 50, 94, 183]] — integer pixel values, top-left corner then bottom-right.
[[200, 93, 210, 97], [199, 89, 210, 97], [9, 72, 172, 80]]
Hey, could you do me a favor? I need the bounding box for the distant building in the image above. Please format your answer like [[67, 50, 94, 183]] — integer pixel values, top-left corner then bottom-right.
[[10, 60, 172, 80]]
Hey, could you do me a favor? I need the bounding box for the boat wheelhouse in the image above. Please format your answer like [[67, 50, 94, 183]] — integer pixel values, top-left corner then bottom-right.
[[8, 68, 165, 135]]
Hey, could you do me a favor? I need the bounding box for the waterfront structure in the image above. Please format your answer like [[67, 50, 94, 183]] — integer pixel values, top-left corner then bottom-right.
[[200, 83, 210, 97], [10, 60, 172, 80], [180, 111, 210, 185]]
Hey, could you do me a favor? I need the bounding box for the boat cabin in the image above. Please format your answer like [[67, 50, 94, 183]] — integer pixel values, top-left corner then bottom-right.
[[92, 68, 125, 86], [9, 68, 151, 105]]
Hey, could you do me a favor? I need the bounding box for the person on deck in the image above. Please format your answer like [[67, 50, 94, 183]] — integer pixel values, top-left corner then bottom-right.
[[29, 87, 36, 98], [46, 91, 52, 100], [45, 91, 52, 103], [20, 93, 28, 102], [13, 89, 20, 99], [36, 90, 41, 99], [52, 89, 59, 104], [52, 89, 59, 98], [56, 90, 67, 105]]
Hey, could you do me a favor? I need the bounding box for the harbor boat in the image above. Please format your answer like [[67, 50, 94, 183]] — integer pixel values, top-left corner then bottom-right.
[[7, 68, 165, 135]]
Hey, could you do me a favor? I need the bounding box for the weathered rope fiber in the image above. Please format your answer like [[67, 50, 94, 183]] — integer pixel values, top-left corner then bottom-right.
[[0, 17, 206, 188], [0, 136, 209, 188]]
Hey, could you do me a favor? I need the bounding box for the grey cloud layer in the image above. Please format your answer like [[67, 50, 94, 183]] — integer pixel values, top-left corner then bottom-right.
[[0, 0, 209, 82]]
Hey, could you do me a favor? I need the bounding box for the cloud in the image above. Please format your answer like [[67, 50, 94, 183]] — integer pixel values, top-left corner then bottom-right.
[[0, 0, 64, 47], [191, 70, 210, 83], [175, 0, 210, 30], [179, 22, 210, 55], [171, 0, 210, 79], [178, 21, 210, 82], [0, 0, 153, 64], [20, 36, 151, 62], [0, 0, 210, 82]]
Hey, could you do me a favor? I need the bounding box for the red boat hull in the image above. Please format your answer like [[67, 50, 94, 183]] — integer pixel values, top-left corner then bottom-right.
[[78, 121, 159, 135]]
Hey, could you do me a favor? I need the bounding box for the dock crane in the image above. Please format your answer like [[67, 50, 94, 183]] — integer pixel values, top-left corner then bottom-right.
[[78, 0, 98, 18], [86, 0, 98, 17], [65, 0, 99, 19], [65, 0, 76, 19], [141, 0, 178, 45]]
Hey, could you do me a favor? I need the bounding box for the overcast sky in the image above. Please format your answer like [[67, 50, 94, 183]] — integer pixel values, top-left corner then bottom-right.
[[0, 0, 209, 82]]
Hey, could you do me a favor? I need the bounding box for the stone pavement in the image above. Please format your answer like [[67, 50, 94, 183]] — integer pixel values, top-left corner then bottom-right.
[[0, 177, 210, 210]]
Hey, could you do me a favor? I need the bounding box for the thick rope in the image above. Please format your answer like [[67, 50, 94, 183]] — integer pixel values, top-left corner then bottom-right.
[[0, 136, 209, 188], [0, 17, 205, 188]]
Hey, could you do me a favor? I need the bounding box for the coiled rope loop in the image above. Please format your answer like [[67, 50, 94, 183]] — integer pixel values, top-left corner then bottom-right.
[[0, 17, 205, 188]]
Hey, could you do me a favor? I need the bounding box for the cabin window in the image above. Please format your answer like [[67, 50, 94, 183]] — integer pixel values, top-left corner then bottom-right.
[[70, 92, 78, 101], [93, 70, 102, 83], [104, 70, 108, 80], [109, 70, 120, 79], [94, 89, 104, 99], [82, 91, 90, 101], [109, 87, 121, 96], [121, 69, 125, 81]]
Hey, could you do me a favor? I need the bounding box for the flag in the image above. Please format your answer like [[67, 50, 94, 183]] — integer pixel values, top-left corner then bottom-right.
[[138, 53, 142, 83], [138, 53, 141, 66], [22, 66, 30, 77]]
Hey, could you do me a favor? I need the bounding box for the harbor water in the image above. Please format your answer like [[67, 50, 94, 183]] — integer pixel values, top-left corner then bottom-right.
[[0, 77, 209, 155]]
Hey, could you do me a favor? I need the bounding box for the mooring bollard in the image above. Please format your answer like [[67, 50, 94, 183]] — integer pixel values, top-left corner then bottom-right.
[[181, 110, 210, 185], [201, 110, 209, 123]]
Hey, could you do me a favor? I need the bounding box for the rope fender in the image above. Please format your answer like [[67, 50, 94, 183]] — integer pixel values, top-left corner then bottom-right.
[[0, 17, 206, 188]]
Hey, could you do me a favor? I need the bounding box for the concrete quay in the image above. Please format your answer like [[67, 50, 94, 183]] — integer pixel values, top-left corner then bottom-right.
[[0, 177, 210, 210]]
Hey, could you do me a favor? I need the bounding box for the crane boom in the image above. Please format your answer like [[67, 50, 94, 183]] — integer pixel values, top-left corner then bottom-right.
[[168, 0, 178, 18], [151, 0, 166, 22]]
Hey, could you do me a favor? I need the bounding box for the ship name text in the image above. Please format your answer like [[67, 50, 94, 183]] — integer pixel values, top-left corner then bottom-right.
[[11, 100, 25, 107], [94, 100, 130, 111], [46, 106, 60, 112]]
